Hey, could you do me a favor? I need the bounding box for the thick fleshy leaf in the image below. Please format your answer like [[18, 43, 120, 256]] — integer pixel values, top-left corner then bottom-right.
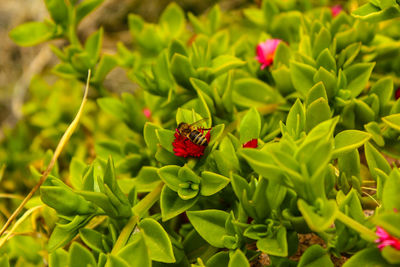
[[365, 142, 391, 180], [382, 169, 400, 212], [69, 242, 96, 267], [49, 249, 68, 267], [158, 165, 181, 192], [343, 248, 395, 267], [256, 226, 288, 257], [239, 107, 261, 144], [382, 114, 400, 132], [160, 186, 197, 221], [187, 209, 229, 248], [160, 3, 185, 37], [139, 218, 175, 263], [332, 130, 371, 158], [298, 245, 333, 267], [343, 63, 375, 97], [117, 233, 151, 267], [10, 21, 56, 46], [290, 61, 317, 96], [228, 250, 250, 267], [298, 199, 337, 232], [200, 171, 230, 196]]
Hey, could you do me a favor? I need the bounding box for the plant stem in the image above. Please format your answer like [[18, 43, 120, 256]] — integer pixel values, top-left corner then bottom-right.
[[0, 71, 91, 241], [336, 211, 377, 242], [111, 182, 164, 254]]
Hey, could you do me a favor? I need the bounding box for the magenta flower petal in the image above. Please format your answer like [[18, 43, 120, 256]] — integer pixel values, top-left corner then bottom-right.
[[331, 5, 342, 17], [255, 39, 282, 70]]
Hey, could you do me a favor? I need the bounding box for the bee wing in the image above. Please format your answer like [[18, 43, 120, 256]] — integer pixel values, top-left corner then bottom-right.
[[189, 118, 209, 128]]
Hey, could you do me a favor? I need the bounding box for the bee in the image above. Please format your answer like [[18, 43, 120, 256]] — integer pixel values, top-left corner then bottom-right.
[[177, 119, 211, 146]]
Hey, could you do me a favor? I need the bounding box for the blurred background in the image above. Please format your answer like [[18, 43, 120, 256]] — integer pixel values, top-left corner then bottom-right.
[[0, 0, 253, 138]]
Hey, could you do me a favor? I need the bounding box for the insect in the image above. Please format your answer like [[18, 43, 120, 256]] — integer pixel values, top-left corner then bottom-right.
[[176, 119, 211, 146]]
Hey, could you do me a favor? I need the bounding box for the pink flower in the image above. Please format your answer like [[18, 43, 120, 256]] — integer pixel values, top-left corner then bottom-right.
[[375, 226, 400, 251], [143, 108, 152, 119], [243, 139, 258, 148], [172, 129, 211, 158], [331, 5, 342, 17], [255, 39, 281, 70]]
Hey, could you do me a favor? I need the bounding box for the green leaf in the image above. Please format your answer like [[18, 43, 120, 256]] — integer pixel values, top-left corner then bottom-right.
[[313, 28, 331, 58], [298, 199, 338, 232], [373, 213, 400, 238], [240, 107, 261, 144], [40, 185, 95, 216], [69, 157, 86, 190], [48, 215, 89, 252], [382, 246, 400, 265], [10, 21, 56, 46], [80, 228, 108, 253], [382, 169, 400, 212], [130, 167, 160, 193], [117, 233, 151, 267], [298, 245, 333, 267], [256, 226, 288, 257], [156, 129, 175, 153], [352, 3, 400, 23], [200, 171, 230, 196], [338, 43, 361, 69], [272, 66, 295, 95], [313, 67, 337, 100], [316, 48, 336, 72], [93, 54, 118, 83], [158, 165, 181, 192], [44, 0, 69, 26], [207, 251, 230, 267], [332, 130, 371, 158], [228, 250, 250, 267], [139, 218, 175, 263], [211, 55, 246, 77], [76, 0, 104, 24], [187, 209, 229, 248], [233, 78, 280, 108], [160, 186, 198, 221], [286, 99, 305, 139], [97, 97, 125, 121], [69, 242, 97, 267], [49, 249, 68, 267], [52, 63, 80, 79], [290, 61, 317, 96], [105, 255, 130, 267], [344, 63, 375, 97], [143, 123, 162, 154], [85, 28, 103, 66], [365, 142, 391, 180], [370, 77, 393, 108], [306, 98, 331, 132], [306, 82, 328, 106], [382, 114, 400, 132], [160, 2, 185, 37], [273, 42, 292, 67], [170, 54, 196, 89], [343, 248, 396, 267]]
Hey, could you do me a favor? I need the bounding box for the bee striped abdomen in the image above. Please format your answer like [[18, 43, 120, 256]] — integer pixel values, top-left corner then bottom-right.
[[189, 130, 208, 146]]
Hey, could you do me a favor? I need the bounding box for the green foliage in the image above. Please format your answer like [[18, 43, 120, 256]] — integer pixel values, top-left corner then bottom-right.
[[3, 0, 400, 266]]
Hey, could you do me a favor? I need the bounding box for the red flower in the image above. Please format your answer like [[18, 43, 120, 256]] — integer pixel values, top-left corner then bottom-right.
[[255, 39, 281, 70], [172, 129, 211, 158], [331, 5, 342, 17], [143, 108, 152, 119], [243, 139, 258, 148], [395, 88, 400, 100], [375, 226, 400, 251]]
